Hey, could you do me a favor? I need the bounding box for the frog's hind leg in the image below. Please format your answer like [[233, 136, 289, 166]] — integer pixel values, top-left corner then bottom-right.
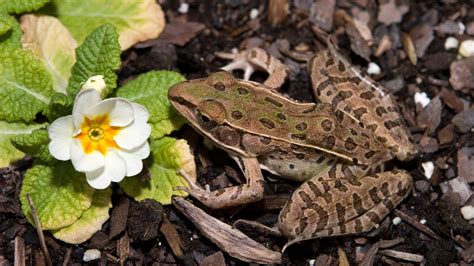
[[279, 167, 412, 248], [176, 157, 264, 209]]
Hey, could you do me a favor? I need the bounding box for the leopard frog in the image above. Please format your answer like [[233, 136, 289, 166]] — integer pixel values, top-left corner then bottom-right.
[[168, 47, 417, 246]]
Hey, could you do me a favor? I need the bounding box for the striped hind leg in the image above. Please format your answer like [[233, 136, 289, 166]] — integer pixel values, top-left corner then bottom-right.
[[279, 168, 412, 247]]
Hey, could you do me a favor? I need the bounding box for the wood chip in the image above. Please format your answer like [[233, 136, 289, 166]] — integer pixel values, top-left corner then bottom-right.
[[360, 238, 405, 266], [416, 96, 442, 135], [109, 197, 129, 239], [155, 22, 206, 47], [117, 232, 131, 264], [309, 0, 336, 31], [450, 58, 474, 91], [410, 23, 434, 58], [393, 209, 441, 240], [160, 215, 184, 259], [268, 0, 289, 26], [199, 251, 226, 266], [377, 0, 409, 25], [172, 197, 282, 264], [439, 87, 464, 113], [14, 236, 25, 266], [378, 249, 425, 263], [452, 108, 474, 133], [457, 147, 474, 183]]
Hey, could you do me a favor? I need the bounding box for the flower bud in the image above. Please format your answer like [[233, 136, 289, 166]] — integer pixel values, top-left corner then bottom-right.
[[81, 75, 107, 98]]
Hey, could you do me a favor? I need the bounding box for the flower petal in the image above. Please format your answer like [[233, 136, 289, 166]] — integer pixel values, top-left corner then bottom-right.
[[114, 120, 151, 150], [85, 150, 127, 189], [48, 138, 72, 161], [117, 141, 150, 176], [70, 139, 104, 172], [72, 89, 101, 130], [48, 115, 74, 139], [88, 98, 134, 127], [131, 103, 149, 123]]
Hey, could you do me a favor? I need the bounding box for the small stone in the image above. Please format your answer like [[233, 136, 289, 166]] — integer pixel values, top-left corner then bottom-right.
[[459, 39, 474, 57], [249, 8, 259, 20], [421, 161, 435, 179], [460, 205, 474, 220], [178, 2, 189, 14], [367, 62, 381, 75], [444, 37, 459, 50], [392, 216, 402, 225], [420, 219, 427, 224], [415, 180, 431, 193], [83, 249, 101, 262], [414, 92, 430, 107]]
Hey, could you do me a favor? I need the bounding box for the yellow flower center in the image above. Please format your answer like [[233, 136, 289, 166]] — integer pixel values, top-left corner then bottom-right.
[[75, 114, 121, 155]]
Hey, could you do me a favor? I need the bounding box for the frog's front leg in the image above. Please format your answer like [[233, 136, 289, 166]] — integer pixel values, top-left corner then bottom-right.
[[278, 166, 412, 247], [177, 156, 264, 209]]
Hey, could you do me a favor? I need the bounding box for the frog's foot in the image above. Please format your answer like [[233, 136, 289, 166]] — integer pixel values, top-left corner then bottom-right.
[[216, 48, 289, 90], [175, 157, 265, 209], [278, 169, 412, 248]]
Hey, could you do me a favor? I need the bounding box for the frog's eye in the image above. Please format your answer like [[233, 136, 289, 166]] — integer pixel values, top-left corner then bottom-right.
[[196, 109, 218, 129], [198, 100, 226, 123]]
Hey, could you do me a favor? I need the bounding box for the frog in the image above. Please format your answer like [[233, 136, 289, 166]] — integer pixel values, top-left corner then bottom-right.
[[168, 46, 417, 248]]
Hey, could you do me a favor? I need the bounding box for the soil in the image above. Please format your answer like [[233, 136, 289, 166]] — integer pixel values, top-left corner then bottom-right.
[[1, 0, 474, 265]]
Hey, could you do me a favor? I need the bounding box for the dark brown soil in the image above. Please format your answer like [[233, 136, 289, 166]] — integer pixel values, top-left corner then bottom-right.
[[1, 0, 473, 265]]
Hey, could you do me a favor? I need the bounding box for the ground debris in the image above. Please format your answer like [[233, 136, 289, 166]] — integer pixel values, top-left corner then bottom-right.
[[377, 0, 408, 25], [457, 146, 474, 183], [198, 251, 226, 266], [452, 108, 474, 133], [450, 57, 474, 91], [127, 199, 164, 242], [157, 22, 206, 46], [416, 95, 442, 135], [309, 0, 336, 31]]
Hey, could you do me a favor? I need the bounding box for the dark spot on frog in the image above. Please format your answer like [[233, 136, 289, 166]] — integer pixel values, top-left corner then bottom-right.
[[302, 105, 317, 114], [321, 119, 333, 132], [324, 136, 336, 149], [231, 110, 243, 120], [296, 153, 305, 159], [291, 133, 306, 140], [360, 91, 375, 100], [260, 136, 271, 144], [214, 82, 226, 91], [295, 122, 307, 131], [277, 112, 286, 120], [338, 60, 346, 72], [237, 87, 249, 95], [344, 137, 357, 151], [259, 118, 275, 129], [375, 106, 387, 117], [289, 164, 295, 169], [218, 128, 241, 146]]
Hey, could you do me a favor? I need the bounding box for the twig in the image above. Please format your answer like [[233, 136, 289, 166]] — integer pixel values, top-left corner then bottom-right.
[[26, 193, 52, 266], [378, 249, 425, 263], [62, 248, 72, 266], [394, 209, 441, 240], [360, 238, 405, 266], [14, 236, 25, 266]]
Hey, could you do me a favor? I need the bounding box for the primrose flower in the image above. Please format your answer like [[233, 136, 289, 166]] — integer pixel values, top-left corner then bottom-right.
[[48, 89, 151, 189]]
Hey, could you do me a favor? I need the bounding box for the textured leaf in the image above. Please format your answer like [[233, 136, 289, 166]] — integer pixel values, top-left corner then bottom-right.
[[0, 15, 22, 49], [0, 121, 46, 167], [0, 0, 49, 14], [43, 92, 74, 122], [11, 128, 55, 164], [52, 188, 112, 244], [20, 14, 77, 93], [120, 137, 196, 205], [0, 47, 53, 122], [66, 24, 120, 96], [42, 0, 164, 50], [0, 13, 13, 35], [20, 163, 94, 230], [116, 71, 186, 139]]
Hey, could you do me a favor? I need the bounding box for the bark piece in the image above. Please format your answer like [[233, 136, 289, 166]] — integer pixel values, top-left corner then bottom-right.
[[377, 0, 409, 25], [157, 22, 206, 46], [416, 96, 442, 135], [438, 124, 455, 145], [458, 147, 474, 183], [109, 197, 129, 239], [309, 0, 336, 31], [452, 108, 474, 133], [450, 58, 474, 91], [128, 199, 164, 242], [172, 197, 282, 264], [409, 23, 434, 58], [199, 251, 226, 266]]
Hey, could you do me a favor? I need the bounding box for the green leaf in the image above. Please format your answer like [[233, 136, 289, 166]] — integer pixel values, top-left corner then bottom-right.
[[66, 24, 120, 96], [120, 137, 196, 205], [116, 71, 186, 139], [41, 0, 165, 50], [0, 47, 54, 122], [20, 162, 95, 230], [43, 92, 74, 122], [0, 13, 13, 35], [52, 188, 112, 244], [0, 0, 49, 14], [11, 128, 55, 164], [0, 15, 21, 49], [20, 14, 77, 93], [0, 121, 46, 167]]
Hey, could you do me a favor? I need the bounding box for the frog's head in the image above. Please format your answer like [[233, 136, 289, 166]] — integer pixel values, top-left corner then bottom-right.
[[169, 71, 248, 153]]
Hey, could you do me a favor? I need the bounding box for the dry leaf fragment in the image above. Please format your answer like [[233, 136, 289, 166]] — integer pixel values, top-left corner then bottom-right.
[[158, 22, 206, 46], [402, 33, 417, 65]]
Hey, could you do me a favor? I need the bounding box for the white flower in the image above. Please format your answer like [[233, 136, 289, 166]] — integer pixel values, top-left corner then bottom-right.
[[81, 75, 107, 98], [48, 89, 151, 189]]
